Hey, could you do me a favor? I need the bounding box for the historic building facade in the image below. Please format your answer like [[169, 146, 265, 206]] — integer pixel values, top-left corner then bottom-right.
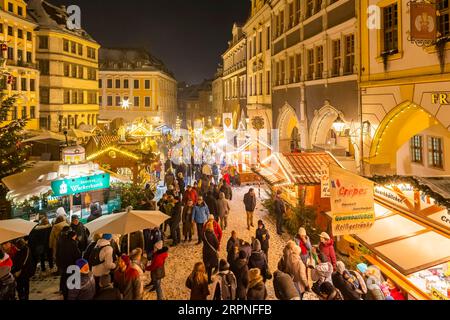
[[271, 0, 359, 170], [0, 0, 39, 130], [244, 0, 273, 145], [222, 23, 247, 129], [98, 48, 177, 128], [28, 0, 100, 133], [212, 66, 224, 127], [360, 0, 450, 176]]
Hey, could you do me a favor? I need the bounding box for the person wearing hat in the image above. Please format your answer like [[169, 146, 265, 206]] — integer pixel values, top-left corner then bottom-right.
[[247, 268, 267, 300], [146, 241, 169, 300], [55, 230, 81, 300], [92, 234, 117, 288], [332, 261, 363, 300], [114, 255, 142, 300], [231, 250, 249, 300], [255, 220, 270, 258], [274, 190, 286, 235], [68, 259, 96, 300], [277, 241, 308, 297], [211, 259, 237, 300], [0, 249, 16, 300], [273, 269, 300, 300], [319, 232, 337, 270], [94, 274, 122, 300], [248, 239, 269, 282], [294, 227, 312, 265], [70, 215, 90, 252]]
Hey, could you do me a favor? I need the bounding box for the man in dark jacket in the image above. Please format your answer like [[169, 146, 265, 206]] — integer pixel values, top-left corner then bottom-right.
[[248, 239, 269, 282], [170, 196, 183, 247], [243, 189, 257, 230], [274, 190, 286, 235], [220, 181, 233, 201], [56, 230, 82, 300], [94, 275, 122, 300], [256, 220, 270, 258], [226, 231, 241, 265], [28, 218, 53, 272], [205, 191, 219, 221], [273, 270, 300, 300], [70, 215, 90, 252], [231, 250, 249, 300], [11, 239, 35, 300]]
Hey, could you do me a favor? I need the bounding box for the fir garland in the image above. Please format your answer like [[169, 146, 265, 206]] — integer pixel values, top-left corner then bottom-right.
[[370, 175, 450, 210]]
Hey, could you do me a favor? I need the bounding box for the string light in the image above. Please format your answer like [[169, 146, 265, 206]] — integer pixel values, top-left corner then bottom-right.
[[87, 146, 140, 161]]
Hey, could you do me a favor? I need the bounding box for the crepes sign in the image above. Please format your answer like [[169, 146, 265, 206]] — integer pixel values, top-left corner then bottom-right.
[[330, 165, 375, 235], [51, 173, 110, 197]]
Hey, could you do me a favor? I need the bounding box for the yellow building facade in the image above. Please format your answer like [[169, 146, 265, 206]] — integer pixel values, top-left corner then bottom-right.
[[27, 0, 100, 133], [98, 48, 177, 128], [360, 0, 450, 176], [0, 0, 39, 130]]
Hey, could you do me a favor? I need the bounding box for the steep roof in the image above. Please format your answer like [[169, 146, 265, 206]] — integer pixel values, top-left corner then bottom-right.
[[26, 0, 97, 43], [99, 47, 174, 78]]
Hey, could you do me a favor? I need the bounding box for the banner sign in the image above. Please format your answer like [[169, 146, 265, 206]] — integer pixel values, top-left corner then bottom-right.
[[320, 165, 331, 198], [431, 287, 449, 301], [51, 173, 110, 197], [410, 2, 437, 42], [223, 113, 233, 131], [330, 165, 375, 236]]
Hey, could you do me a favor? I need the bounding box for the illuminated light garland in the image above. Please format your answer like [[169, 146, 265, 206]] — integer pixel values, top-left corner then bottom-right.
[[87, 146, 140, 161]]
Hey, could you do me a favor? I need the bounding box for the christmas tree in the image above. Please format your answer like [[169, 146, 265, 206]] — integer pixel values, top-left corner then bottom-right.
[[0, 94, 31, 199]]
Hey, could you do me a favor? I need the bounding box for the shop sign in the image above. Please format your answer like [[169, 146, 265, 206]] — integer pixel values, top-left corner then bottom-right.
[[51, 173, 110, 197], [431, 287, 449, 301], [320, 165, 331, 198], [374, 186, 410, 211], [330, 165, 375, 236], [410, 2, 437, 42], [223, 113, 233, 131]]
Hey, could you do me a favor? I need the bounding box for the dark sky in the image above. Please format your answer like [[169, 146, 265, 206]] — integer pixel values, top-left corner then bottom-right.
[[48, 0, 251, 84]]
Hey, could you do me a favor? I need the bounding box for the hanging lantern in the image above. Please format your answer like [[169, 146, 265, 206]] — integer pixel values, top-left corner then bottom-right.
[[332, 115, 346, 134]]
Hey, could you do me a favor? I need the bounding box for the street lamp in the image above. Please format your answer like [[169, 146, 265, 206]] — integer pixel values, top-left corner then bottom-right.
[[332, 115, 346, 135]]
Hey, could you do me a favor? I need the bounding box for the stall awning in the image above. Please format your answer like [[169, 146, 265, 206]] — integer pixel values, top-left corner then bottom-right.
[[255, 152, 342, 186], [354, 199, 450, 275]]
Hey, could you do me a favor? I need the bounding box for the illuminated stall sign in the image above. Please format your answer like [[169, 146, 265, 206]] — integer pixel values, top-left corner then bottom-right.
[[51, 173, 111, 197], [330, 165, 375, 236]]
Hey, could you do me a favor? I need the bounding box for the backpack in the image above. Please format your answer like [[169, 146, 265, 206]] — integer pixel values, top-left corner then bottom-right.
[[219, 272, 237, 300], [89, 245, 111, 267]]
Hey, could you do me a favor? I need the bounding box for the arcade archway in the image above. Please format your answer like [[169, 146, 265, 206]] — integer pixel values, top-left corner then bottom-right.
[[277, 104, 301, 153]]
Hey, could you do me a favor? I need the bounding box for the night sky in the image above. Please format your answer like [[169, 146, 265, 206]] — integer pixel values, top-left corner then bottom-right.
[[48, 0, 251, 84]]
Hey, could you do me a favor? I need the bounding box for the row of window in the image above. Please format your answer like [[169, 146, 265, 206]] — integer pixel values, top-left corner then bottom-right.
[[102, 95, 152, 108], [5, 2, 25, 17], [274, 34, 354, 85], [411, 135, 444, 169], [224, 76, 246, 99], [248, 71, 271, 97], [63, 90, 98, 105], [248, 25, 271, 59], [63, 62, 97, 80], [0, 24, 32, 41], [100, 78, 153, 90], [39, 36, 97, 60], [0, 106, 36, 121], [1, 76, 36, 91]]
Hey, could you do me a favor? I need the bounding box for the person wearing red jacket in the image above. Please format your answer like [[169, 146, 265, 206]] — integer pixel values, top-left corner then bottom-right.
[[146, 241, 169, 300], [319, 232, 337, 270], [202, 215, 223, 249], [183, 185, 198, 205], [114, 255, 142, 300]]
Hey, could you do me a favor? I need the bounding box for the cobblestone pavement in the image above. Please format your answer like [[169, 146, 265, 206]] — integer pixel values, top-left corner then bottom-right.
[[30, 186, 289, 300]]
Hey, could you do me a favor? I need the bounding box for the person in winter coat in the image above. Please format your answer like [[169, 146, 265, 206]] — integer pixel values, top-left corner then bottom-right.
[[332, 261, 363, 300], [273, 270, 300, 300], [164, 169, 175, 188], [274, 190, 286, 235], [294, 227, 312, 265], [49, 215, 69, 261], [177, 172, 186, 195], [94, 274, 122, 300], [255, 220, 270, 258], [130, 249, 145, 296], [55, 230, 81, 300], [248, 239, 269, 282], [319, 281, 344, 300], [28, 217, 53, 272], [203, 215, 223, 247], [143, 227, 163, 258], [226, 231, 241, 265], [278, 241, 308, 297], [205, 191, 218, 221], [211, 259, 237, 301], [120, 231, 145, 254], [186, 262, 210, 300], [319, 232, 337, 270], [170, 196, 183, 247], [11, 239, 35, 301], [114, 255, 142, 300], [70, 215, 90, 253], [247, 268, 268, 300], [192, 197, 210, 244], [243, 188, 257, 230], [0, 250, 16, 301], [219, 181, 233, 200], [92, 234, 117, 285], [182, 199, 195, 242], [359, 264, 386, 300], [68, 259, 96, 300], [212, 164, 220, 185], [202, 222, 219, 284], [311, 253, 334, 294], [183, 185, 198, 206], [217, 192, 230, 230], [231, 250, 249, 300], [146, 241, 168, 300]]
